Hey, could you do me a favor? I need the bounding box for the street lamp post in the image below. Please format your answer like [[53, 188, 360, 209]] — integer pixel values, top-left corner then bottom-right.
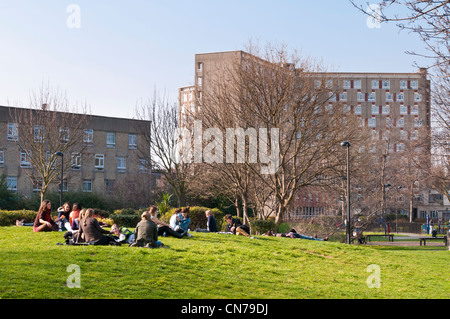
[[55, 152, 64, 207], [341, 141, 351, 244]]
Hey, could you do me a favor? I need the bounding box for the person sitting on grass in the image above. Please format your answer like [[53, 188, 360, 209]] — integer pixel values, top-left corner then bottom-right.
[[110, 223, 135, 244], [69, 202, 82, 230], [76, 208, 112, 245], [179, 206, 193, 237], [55, 202, 72, 231], [130, 211, 164, 248], [169, 207, 193, 237], [224, 214, 254, 238], [147, 206, 184, 239], [33, 200, 58, 232], [194, 209, 218, 233]]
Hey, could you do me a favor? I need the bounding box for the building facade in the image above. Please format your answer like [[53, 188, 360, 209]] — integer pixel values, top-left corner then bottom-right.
[[179, 51, 449, 222], [0, 105, 152, 201]]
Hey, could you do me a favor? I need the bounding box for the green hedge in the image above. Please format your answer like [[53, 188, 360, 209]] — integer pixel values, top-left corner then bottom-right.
[[0, 210, 38, 226], [161, 206, 225, 231], [250, 218, 276, 234]]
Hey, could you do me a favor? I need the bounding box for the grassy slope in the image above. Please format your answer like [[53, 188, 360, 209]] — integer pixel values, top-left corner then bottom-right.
[[0, 226, 448, 299]]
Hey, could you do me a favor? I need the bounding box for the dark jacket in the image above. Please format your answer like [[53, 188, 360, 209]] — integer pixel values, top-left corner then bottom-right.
[[131, 219, 158, 248], [207, 215, 218, 232], [78, 217, 110, 244]]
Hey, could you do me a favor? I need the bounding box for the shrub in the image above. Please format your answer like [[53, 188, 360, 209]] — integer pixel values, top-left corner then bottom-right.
[[110, 213, 141, 228], [109, 208, 145, 227], [0, 210, 38, 226], [250, 218, 276, 234]]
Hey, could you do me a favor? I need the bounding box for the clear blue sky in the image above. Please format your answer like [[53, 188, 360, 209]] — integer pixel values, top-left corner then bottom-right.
[[0, 0, 428, 119]]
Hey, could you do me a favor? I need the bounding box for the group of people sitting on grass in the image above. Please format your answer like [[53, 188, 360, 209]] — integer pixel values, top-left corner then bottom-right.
[[17, 199, 327, 246]]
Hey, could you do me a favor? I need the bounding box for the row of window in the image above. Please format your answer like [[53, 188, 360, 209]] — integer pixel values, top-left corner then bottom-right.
[[364, 117, 423, 128], [5, 176, 117, 194], [5, 123, 139, 149], [318, 79, 420, 90], [330, 91, 422, 103], [350, 104, 420, 116], [0, 149, 149, 172]]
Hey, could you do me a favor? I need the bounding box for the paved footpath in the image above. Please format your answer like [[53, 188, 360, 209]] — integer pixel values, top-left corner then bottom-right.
[[366, 233, 447, 247]]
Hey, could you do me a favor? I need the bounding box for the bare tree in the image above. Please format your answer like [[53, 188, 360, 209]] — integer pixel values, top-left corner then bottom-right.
[[9, 85, 90, 202], [135, 93, 193, 207], [195, 43, 364, 231], [351, 0, 450, 69]]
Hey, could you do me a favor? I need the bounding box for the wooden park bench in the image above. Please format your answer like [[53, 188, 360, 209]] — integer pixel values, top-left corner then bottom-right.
[[365, 234, 395, 243], [419, 236, 447, 246]]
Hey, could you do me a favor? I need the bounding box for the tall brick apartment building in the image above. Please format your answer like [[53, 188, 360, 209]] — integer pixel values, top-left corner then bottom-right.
[[179, 51, 449, 222]]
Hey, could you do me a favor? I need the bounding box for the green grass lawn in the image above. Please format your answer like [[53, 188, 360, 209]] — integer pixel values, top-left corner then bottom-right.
[[0, 226, 448, 299]]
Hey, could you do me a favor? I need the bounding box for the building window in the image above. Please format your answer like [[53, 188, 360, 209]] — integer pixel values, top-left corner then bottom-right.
[[382, 80, 390, 89], [7, 123, 18, 141], [354, 80, 361, 89], [397, 93, 404, 102], [382, 105, 390, 115], [372, 105, 379, 115], [354, 105, 362, 115], [33, 178, 43, 192], [139, 158, 149, 171], [128, 134, 137, 149], [94, 154, 104, 170], [6, 176, 17, 192], [106, 132, 116, 148], [400, 80, 408, 89], [411, 105, 419, 115], [386, 93, 393, 102], [400, 105, 408, 115], [368, 117, 376, 127], [372, 80, 379, 89], [328, 92, 336, 102], [357, 92, 365, 102], [20, 150, 31, 168], [34, 125, 45, 143], [84, 129, 93, 143], [60, 127, 69, 144], [105, 179, 115, 194], [386, 117, 393, 128], [368, 92, 376, 102], [414, 93, 422, 102], [414, 118, 423, 127], [62, 179, 68, 192], [397, 118, 405, 127], [0, 149, 4, 165], [411, 81, 418, 89], [339, 92, 347, 101], [343, 80, 351, 89], [343, 104, 350, 113], [400, 130, 408, 140], [397, 143, 405, 152], [71, 153, 81, 170], [83, 180, 92, 193], [117, 156, 126, 171], [411, 130, 418, 140]]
